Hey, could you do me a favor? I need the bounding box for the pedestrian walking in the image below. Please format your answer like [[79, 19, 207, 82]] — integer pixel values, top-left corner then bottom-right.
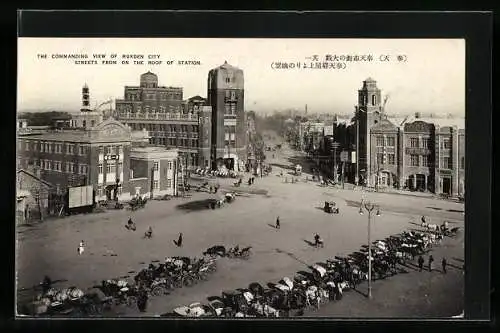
[[145, 226, 153, 239], [428, 255, 434, 272], [442, 258, 447, 274], [173, 232, 183, 247], [77, 240, 85, 255], [275, 216, 280, 229], [418, 255, 424, 272]]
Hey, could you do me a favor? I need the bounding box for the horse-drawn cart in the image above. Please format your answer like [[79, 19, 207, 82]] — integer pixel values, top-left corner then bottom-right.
[[128, 197, 147, 211], [324, 201, 339, 214]]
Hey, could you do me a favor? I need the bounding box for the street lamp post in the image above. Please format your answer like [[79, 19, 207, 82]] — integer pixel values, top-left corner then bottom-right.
[[358, 200, 381, 299]]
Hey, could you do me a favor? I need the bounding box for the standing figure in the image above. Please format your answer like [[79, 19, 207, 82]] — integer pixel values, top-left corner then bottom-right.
[[275, 216, 280, 229], [173, 233, 183, 247], [442, 257, 447, 274], [78, 240, 85, 255], [314, 233, 321, 247], [428, 255, 434, 272], [418, 255, 425, 272], [145, 226, 153, 239]]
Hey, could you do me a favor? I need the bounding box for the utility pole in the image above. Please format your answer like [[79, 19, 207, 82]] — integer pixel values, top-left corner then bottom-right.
[[150, 167, 154, 200], [342, 161, 345, 189], [179, 156, 185, 197]]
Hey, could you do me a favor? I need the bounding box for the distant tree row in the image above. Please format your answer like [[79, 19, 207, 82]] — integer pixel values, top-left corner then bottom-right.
[[18, 111, 72, 126]]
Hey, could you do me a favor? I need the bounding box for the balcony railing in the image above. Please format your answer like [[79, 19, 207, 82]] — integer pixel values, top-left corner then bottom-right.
[[117, 112, 199, 121]]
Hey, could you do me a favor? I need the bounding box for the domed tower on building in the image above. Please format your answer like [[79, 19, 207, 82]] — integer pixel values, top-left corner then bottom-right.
[[355, 77, 384, 186], [207, 61, 246, 171], [140, 71, 159, 89]]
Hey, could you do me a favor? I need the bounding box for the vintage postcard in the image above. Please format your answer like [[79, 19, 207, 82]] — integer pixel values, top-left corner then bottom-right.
[[16, 38, 465, 318]]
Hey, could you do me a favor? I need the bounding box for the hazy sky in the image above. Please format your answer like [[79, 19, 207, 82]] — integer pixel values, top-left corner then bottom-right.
[[18, 38, 465, 116]]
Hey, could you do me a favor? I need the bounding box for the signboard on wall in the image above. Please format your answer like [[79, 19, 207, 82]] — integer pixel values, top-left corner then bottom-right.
[[351, 151, 356, 163], [68, 185, 94, 208], [104, 155, 120, 160]]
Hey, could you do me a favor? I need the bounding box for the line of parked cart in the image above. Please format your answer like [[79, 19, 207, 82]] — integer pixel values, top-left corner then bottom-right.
[[164, 226, 460, 318], [22, 225, 459, 317], [22, 244, 252, 317]]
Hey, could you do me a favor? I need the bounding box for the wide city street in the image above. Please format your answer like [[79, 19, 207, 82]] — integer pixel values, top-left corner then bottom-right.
[[16, 131, 465, 317]]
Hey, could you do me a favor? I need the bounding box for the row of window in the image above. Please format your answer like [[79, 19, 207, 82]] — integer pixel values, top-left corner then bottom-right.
[[376, 153, 396, 165], [151, 138, 199, 148], [224, 102, 237, 115], [374, 154, 465, 170], [38, 159, 88, 174], [118, 104, 184, 113], [98, 161, 123, 174], [126, 91, 182, 101], [127, 123, 198, 132], [376, 136, 453, 150], [98, 145, 124, 156], [409, 137, 431, 149], [152, 161, 174, 171], [376, 136, 396, 147], [408, 155, 431, 167], [22, 141, 88, 155]]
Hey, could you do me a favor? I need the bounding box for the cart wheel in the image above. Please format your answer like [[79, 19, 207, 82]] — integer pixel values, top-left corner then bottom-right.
[[151, 286, 165, 297]]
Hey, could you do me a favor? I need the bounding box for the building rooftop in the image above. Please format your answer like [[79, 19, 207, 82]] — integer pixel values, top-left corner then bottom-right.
[[19, 130, 92, 142], [394, 116, 465, 129], [213, 60, 242, 71]]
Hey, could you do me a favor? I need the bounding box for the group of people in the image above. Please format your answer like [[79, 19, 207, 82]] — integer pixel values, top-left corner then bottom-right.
[[417, 254, 448, 273]]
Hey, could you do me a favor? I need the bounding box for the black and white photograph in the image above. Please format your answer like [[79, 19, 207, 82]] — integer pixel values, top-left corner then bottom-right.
[[16, 37, 467, 318]]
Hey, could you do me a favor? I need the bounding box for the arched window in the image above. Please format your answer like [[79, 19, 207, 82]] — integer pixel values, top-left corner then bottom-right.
[[372, 95, 377, 106]]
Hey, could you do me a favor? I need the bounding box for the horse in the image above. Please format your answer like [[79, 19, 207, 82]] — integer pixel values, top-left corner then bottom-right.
[[426, 224, 440, 232]]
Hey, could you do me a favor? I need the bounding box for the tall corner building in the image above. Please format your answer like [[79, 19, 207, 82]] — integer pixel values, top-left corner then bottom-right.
[[207, 61, 247, 171], [355, 77, 384, 186]]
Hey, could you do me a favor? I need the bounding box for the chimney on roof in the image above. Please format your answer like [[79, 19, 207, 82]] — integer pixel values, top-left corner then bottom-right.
[[415, 112, 421, 119]]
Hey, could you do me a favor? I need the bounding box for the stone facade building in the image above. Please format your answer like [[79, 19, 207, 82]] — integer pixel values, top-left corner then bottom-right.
[[115, 72, 204, 170]]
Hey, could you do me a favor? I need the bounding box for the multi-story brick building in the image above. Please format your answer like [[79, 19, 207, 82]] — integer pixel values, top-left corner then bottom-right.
[[207, 61, 246, 171], [17, 118, 133, 200], [330, 78, 465, 197], [115, 72, 207, 170]]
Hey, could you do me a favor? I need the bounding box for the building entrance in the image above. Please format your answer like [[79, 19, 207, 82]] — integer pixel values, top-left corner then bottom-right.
[[442, 177, 451, 195], [416, 174, 426, 191], [223, 158, 235, 170]]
